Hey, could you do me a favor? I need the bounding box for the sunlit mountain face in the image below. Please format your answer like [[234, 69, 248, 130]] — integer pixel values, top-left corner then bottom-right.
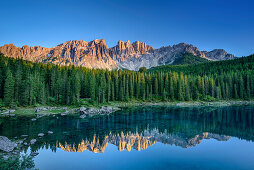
[[0, 106, 253, 154], [0, 40, 235, 70]]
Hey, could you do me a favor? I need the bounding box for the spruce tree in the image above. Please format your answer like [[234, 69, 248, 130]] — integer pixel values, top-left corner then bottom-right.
[[4, 69, 14, 107]]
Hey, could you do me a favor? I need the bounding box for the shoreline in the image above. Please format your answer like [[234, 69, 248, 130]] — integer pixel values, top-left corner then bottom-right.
[[112, 100, 254, 108], [0, 100, 253, 118], [0, 100, 254, 163]]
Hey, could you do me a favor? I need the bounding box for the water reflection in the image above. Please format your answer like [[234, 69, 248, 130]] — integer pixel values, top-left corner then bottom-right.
[[0, 106, 254, 154], [57, 132, 155, 153], [57, 131, 230, 153]]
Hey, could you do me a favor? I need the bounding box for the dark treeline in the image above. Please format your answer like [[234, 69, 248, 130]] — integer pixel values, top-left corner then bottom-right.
[[0, 54, 254, 107]]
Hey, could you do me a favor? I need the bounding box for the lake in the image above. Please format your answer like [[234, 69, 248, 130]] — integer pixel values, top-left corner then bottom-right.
[[1, 106, 254, 170]]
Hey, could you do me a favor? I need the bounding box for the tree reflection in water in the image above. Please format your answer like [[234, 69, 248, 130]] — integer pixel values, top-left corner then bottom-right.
[[0, 106, 254, 154]]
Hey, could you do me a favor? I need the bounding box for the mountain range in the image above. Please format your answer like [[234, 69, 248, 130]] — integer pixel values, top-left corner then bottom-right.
[[0, 39, 235, 70]]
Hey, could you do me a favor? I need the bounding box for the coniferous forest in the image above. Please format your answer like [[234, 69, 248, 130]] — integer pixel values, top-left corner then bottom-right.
[[0, 53, 254, 107]]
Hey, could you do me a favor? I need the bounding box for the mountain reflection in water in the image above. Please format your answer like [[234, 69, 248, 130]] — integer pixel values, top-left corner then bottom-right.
[[57, 131, 230, 153], [0, 106, 253, 155]]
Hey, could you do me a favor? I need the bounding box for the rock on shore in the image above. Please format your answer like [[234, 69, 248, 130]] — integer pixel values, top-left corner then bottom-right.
[[79, 106, 120, 118]]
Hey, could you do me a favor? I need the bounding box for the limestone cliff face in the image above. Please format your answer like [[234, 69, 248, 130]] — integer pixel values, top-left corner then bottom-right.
[[202, 49, 235, 60], [0, 44, 50, 62], [0, 40, 235, 70], [45, 39, 116, 69], [117, 43, 207, 70], [109, 40, 154, 62], [56, 130, 230, 153], [0, 39, 117, 70], [117, 43, 235, 70]]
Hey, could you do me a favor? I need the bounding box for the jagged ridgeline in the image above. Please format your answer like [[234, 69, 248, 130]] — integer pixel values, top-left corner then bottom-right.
[[0, 40, 235, 71], [0, 53, 254, 107]]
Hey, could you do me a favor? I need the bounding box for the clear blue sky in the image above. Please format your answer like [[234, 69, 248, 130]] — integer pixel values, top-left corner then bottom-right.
[[1, 0, 253, 56]]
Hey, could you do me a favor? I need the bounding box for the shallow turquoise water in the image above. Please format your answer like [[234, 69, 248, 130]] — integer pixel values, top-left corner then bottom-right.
[[1, 106, 254, 169]]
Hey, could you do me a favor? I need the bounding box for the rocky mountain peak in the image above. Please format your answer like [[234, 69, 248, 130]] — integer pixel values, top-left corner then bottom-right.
[[117, 40, 129, 50], [61, 40, 87, 47], [172, 43, 206, 58], [109, 40, 153, 62], [89, 39, 107, 47], [0, 39, 235, 70], [132, 41, 154, 54], [202, 49, 235, 60]]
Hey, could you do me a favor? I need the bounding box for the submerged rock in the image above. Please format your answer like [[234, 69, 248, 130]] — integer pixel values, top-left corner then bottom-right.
[[17, 140, 23, 144], [30, 152, 39, 156], [30, 139, 37, 145], [0, 136, 17, 152], [38, 133, 44, 137], [3, 155, 9, 160]]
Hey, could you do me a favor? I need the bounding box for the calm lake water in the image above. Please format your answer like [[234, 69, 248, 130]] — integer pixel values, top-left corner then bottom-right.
[[1, 106, 254, 170]]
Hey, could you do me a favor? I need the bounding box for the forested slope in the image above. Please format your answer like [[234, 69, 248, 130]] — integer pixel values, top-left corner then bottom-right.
[[0, 53, 253, 107], [172, 53, 209, 65], [149, 55, 254, 75]]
